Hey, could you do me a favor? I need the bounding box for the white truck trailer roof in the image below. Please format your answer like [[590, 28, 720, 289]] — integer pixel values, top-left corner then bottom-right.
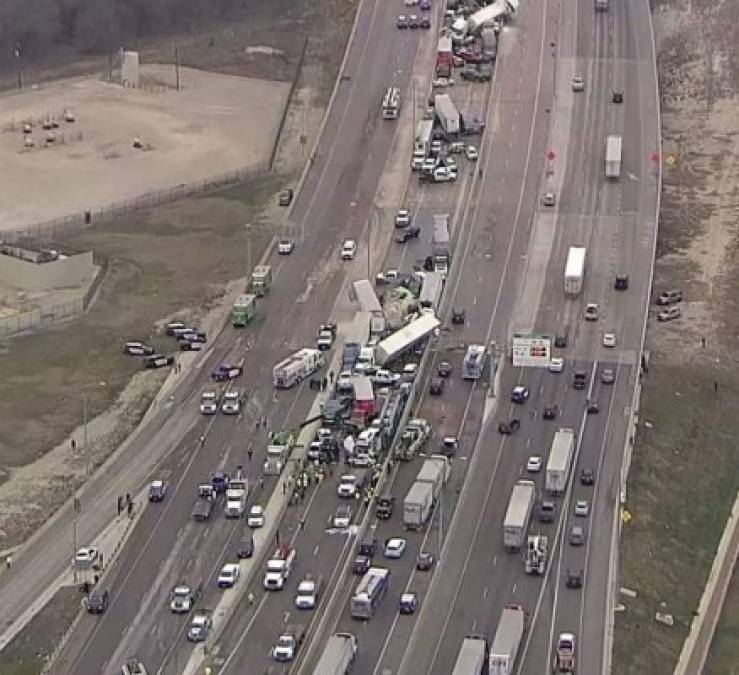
[[547, 428, 575, 473], [564, 246, 586, 280], [503, 480, 535, 529]]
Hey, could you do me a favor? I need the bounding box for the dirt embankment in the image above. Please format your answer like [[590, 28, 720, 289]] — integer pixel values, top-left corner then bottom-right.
[[614, 0, 739, 673]]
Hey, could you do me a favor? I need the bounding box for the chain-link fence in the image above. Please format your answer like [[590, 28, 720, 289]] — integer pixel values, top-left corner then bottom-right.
[[2, 161, 269, 246], [0, 254, 108, 337]]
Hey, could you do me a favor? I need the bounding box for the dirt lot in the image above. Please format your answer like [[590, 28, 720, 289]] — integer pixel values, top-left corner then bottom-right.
[[0, 65, 288, 232], [0, 0, 355, 554], [0, 585, 82, 675], [613, 0, 739, 672]]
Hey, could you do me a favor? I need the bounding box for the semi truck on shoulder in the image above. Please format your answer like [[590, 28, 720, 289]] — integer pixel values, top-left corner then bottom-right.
[[403, 481, 434, 529], [564, 246, 586, 297], [524, 534, 547, 575], [374, 313, 440, 366], [503, 479, 536, 551], [489, 604, 526, 675], [451, 635, 488, 675], [250, 264, 272, 297], [435, 94, 461, 135], [605, 134, 622, 178], [232, 293, 257, 327], [463, 344, 486, 380], [545, 428, 575, 494], [311, 632, 357, 675], [273, 348, 325, 388], [415, 454, 451, 501], [432, 214, 451, 278]]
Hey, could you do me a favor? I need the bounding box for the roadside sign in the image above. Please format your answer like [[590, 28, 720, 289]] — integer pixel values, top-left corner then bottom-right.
[[511, 333, 552, 367]]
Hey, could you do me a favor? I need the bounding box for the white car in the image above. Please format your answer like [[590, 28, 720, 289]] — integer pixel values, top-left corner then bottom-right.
[[221, 390, 241, 415], [572, 75, 585, 92], [433, 166, 456, 182], [602, 332, 617, 348], [384, 538, 407, 559], [395, 209, 411, 228], [422, 157, 438, 174], [526, 456, 543, 473], [341, 239, 357, 260], [217, 563, 240, 588], [200, 391, 218, 415], [542, 192, 557, 207], [333, 505, 353, 528], [549, 357, 564, 373], [278, 239, 295, 255], [465, 145, 479, 161], [404, 0, 419, 5], [247, 505, 265, 528], [295, 578, 318, 610], [584, 303, 600, 321], [74, 547, 99, 568], [574, 500, 590, 517]]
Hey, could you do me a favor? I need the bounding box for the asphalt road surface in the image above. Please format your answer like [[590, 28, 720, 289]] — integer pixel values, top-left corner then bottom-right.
[[390, 0, 660, 673], [51, 0, 432, 670]]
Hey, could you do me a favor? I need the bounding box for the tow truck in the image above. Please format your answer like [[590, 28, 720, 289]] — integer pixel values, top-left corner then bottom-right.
[[263, 546, 296, 590], [199, 391, 219, 415], [169, 583, 200, 613], [271, 624, 305, 662], [186, 610, 212, 642], [524, 534, 547, 575], [221, 390, 242, 415], [554, 632, 576, 672]]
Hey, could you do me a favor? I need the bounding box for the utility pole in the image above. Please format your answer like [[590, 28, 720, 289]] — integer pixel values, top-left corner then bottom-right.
[[72, 497, 81, 583], [175, 45, 180, 91], [14, 45, 22, 90], [366, 215, 371, 280], [245, 223, 252, 278], [83, 394, 89, 477]]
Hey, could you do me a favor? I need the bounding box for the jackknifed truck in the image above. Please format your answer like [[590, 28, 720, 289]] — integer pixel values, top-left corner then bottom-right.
[[489, 604, 526, 675], [545, 428, 575, 495], [503, 479, 536, 551]]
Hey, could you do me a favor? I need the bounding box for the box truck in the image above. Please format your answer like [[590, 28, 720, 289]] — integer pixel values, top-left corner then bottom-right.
[[564, 246, 586, 297], [545, 428, 575, 494]]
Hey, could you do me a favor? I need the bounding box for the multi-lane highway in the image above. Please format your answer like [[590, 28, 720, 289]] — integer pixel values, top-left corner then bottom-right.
[[29, 0, 659, 671], [388, 0, 660, 673], [51, 0, 432, 670]]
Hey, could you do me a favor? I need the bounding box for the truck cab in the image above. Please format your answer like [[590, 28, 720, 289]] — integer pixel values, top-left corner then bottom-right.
[[555, 632, 576, 672], [263, 547, 296, 590]]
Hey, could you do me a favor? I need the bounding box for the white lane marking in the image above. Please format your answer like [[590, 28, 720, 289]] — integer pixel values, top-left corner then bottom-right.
[[400, 0, 554, 666]]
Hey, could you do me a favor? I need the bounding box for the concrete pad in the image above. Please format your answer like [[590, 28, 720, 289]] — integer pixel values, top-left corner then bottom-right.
[[0, 65, 290, 232]]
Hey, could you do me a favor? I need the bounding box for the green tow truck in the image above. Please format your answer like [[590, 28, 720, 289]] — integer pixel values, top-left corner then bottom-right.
[[232, 293, 257, 327]]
